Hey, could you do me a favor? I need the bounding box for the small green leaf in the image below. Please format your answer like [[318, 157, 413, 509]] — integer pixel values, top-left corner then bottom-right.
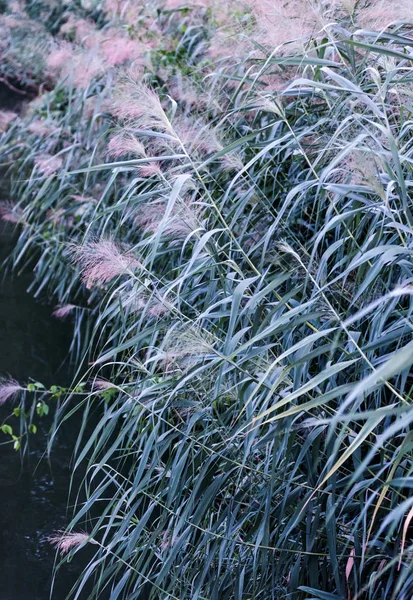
[[1, 424, 13, 436]]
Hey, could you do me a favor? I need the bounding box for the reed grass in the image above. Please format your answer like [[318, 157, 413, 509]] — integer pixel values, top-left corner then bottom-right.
[[2, 1, 413, 598]]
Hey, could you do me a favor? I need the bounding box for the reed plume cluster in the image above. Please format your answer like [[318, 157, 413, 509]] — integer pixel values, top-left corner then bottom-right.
[[2, 0, 413, 599]]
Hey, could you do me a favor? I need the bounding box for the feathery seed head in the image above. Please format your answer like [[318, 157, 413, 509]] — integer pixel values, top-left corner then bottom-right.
[[48, 531, 90, 555], [135, 197, 201, 239], [248, 0, 326, 51], [169, 76, 208, 110], [101, 36, 146, 66], [358, 0, 413, 29], [28, 119, 60, 137], [92, 379, 116, 391], [34, 154, 63, 176], [161, 325, 214, 370], [120, 288, 173, 317], [53, 304, 77, 319], [113, 75, 174, 134], [73, 239, 142, 289], [0, 201, 24, 224], [46, 43, 75, 72], [138, 162, 163, 177], [0, 378, 23, 405], [0, 110, 17, 132], [107, 132, 146, 158]]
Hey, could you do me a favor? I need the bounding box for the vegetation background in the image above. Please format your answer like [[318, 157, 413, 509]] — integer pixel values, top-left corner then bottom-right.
[[1, 1, 413, 598]]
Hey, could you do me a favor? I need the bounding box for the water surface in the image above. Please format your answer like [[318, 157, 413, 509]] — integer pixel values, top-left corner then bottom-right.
[[0, 222, 85, 600], [0, 82, 84, 599]]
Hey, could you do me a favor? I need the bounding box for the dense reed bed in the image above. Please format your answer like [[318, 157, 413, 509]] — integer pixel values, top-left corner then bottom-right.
[[2, 1, 413, 598]]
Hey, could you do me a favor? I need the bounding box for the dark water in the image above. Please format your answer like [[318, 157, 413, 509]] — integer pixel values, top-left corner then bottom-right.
[[0, 223, 81, 600], [0, 83, 85, 599]]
